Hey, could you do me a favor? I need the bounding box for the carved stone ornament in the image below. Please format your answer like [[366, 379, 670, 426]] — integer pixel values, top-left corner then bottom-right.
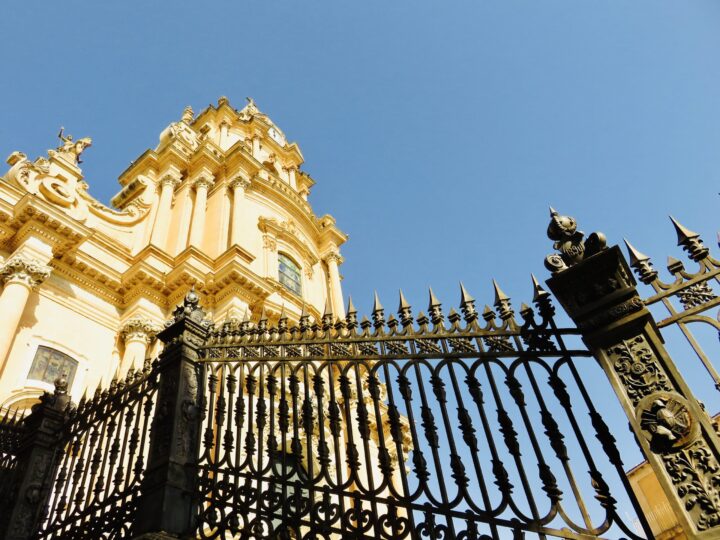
[[230, 175, 251, 192], [605, 334, 720, 529], [636, 392, 699, 451], [192, 175, 215, 191], [605, 335, 673, 407], [166, 288, 212, 328], [159, 174, 181, 190], [0, 255, 52, 288], [121, 317, 161, 344], [544, 208, 607, 273]]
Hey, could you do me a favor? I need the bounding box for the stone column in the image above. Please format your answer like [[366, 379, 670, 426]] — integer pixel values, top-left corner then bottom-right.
[[285, 165, 298, 189], [188, 174, 215, 249], [151, 174, 181, 248], [543, 210, 720, 539], [324, 250, 345, 318], [0, 255, 51, 377], [229, 176, 251, 246], [251, 135, 261, 160], [119, 318, 159, 376]]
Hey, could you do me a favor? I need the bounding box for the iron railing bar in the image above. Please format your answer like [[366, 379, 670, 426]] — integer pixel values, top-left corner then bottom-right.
[[195, 350, 595, 363], [653, 295, 720, 327], [444, 359, 501, 538], [509, 320, 594, 533]]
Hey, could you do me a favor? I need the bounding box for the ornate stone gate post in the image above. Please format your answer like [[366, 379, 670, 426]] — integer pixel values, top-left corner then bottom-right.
[[133, 289, 210, 538], [0, 379, 70, 540], [543, 210, 720, 538]]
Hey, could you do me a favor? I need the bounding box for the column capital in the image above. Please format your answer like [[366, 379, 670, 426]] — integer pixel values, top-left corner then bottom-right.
[[323, 249, 344, 266], [0, 255, 52, 289], [230, 175, 251, 191], [120, 317, 161, 344], [159, 174, 181, 190], [192, 175, 215, 191]]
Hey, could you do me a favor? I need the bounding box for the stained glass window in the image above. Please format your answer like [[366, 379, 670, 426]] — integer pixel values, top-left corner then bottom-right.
[[278, 253, 302, 296], [28, 346, 78, 387]]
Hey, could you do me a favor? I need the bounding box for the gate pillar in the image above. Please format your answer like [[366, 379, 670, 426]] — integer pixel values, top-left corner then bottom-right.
[[543, 210, 720, 538], [0, 379, 70, 540], [134, 289, 210, 537]]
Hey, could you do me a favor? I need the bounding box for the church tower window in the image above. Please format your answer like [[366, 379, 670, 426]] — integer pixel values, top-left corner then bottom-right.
[[28, 346, 78, 387], [278, 253, 302, 296]]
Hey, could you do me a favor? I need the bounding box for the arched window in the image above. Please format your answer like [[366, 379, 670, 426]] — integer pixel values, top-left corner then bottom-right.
[[278, 253, 302, 296], [28, 346, 78, 387]]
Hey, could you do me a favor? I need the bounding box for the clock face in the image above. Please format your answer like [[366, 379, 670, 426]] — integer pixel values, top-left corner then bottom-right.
[[268, 127, 286, 146]]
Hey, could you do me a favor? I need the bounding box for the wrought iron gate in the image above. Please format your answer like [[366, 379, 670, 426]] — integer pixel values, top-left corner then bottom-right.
[[0, 210, 719, 540]]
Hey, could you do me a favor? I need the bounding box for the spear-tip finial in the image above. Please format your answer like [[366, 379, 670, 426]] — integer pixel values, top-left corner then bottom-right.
[[459, 282, 475, 305], [669, 215, 699, 245], [346, 296, 357, 315], [492, 279, 509, 304], [398, 289, 411, 311], [428, 287, 441, 309], [624, 239, 650, 265], [372, 291, 384, 313], [323, 296, 333, 318]]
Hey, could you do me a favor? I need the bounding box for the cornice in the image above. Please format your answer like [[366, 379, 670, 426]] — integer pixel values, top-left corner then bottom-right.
[[117, 149, 158, 187], [9, 194, 90, 255]]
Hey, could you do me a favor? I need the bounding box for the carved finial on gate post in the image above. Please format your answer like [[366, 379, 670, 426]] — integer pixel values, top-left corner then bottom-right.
[[544, 208, 607, 274], [669, 216, 709, 262]]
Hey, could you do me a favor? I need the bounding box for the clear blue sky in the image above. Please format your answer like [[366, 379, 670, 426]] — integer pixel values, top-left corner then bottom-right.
[[2, 1, 719, 317], [3, 2, 719, 531]]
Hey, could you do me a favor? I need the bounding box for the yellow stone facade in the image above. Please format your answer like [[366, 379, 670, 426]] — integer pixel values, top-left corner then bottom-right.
[[0, 96, 347, 410]]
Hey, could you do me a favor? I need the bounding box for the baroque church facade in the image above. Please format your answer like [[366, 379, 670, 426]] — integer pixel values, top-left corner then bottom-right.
[[0, 96, 347, 411]]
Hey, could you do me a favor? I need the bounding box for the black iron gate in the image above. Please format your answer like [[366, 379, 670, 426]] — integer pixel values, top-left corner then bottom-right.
[[1, 210, 719, 539]]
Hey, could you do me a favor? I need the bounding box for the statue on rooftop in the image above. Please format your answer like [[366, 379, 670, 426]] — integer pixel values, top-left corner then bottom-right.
[[56, 127, 92, 165]]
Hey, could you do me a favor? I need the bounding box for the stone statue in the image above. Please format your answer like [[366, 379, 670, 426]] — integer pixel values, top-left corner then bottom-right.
[[56, 127, 92, 165], [181, 106, 194, 125], [245, 97, 258, 115]]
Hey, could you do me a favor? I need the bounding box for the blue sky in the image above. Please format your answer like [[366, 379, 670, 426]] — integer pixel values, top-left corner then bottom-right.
[[2, 1, 719, 317], [3, 2, 719, 532]]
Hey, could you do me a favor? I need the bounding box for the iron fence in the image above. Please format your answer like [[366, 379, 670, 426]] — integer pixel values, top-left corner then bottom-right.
[[36, 360, 160, 539], [192, 283, 651, 539]]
